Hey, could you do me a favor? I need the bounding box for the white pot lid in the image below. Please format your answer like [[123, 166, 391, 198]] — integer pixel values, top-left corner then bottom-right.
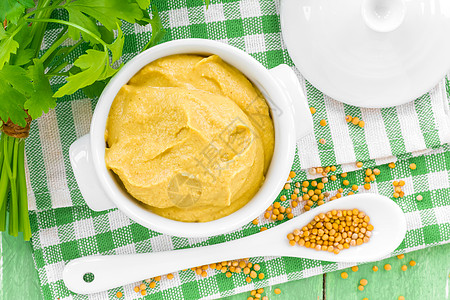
[[280, 0, 450, 108]]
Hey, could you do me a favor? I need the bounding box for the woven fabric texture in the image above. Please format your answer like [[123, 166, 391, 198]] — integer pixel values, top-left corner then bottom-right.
[[24, 1, 450, 299]]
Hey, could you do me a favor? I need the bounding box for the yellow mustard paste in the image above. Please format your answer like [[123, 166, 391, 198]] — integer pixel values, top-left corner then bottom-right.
[[105, 54, 274, 222]]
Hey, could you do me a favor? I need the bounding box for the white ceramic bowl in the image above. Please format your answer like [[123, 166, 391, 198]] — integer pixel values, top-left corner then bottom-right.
[[69, 39, 313, 238]]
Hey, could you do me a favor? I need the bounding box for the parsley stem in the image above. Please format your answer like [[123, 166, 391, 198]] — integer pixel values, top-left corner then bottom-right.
[[17, 139, 31, 240], [47, 62, 69, 76], [6, 137, 19, 237], [0, 194, 6, 232], [29, 0, 54, 58], [22, 2, 62, 20], [0, 134, 7, 232], [27, 18, 108, 50], [39, 30, 68, 63], [46, 39, 82, 73]]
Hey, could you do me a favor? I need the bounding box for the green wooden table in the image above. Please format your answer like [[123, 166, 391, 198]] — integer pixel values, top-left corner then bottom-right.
[[1, 233, 448, 300]]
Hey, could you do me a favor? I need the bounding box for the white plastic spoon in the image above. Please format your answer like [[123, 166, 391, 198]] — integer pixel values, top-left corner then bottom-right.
[[63, 193, 406, 294]]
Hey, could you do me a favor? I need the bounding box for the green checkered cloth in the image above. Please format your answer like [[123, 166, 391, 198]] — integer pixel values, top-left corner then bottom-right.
[[24, 0, 450, 299]]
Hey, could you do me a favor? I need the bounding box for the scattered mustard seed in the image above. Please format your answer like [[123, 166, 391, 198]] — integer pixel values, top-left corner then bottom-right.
[[358, 285, 364, 291], [319, 138, 326, 144], [358, 120, 365, 128], [384, 264, 391, 271], [320, 119, 327, 126], [346, 115, 353, 122], [352, 117, 360, 126], [352, 266, 359, 272], [389, 162, 396, 169], [341, 272, 348, 279], [409, 260, 416, 266], [401, 265, 407, 271], [116, 292, 123, 298], [274, 288, 281, 295], [416, 195, 423, 201], [397, 254, 405, 259], [410, 163, 416, 170], [372, 266, 378, 272], [360, 279, 368, 286], [310, 107, 316, 114], [356, 161, 363, 168]]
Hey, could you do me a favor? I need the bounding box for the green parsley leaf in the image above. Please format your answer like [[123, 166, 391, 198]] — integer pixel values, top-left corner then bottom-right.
[[0, 64, 33, 94], [0, 0, 33, 24], [12, 48, 34, 66], [107, 28, 124, 62], [54, 48, 117, 98], [0, 26, 7, 40], [24, 59, 56, 120], [64, 0, 144, 31], [0, 65, 31, 126], [81, 79, 109, 98], [0, 33, 19, 70], [135, 0, 150, 10], [97, 25, 114, 44], [142, 5, 166, 51], [66, 8, 101, 44]]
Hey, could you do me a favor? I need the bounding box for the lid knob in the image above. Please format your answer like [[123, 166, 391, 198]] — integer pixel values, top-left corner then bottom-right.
[[362, 0, 406, 33]]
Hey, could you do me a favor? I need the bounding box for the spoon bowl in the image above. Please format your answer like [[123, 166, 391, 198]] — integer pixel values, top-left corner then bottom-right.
[[63, 193, 406, 294]]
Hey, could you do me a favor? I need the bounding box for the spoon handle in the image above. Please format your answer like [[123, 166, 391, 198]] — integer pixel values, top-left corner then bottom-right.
[[63, 193, 407, 294], [63, 230, 280, 294]]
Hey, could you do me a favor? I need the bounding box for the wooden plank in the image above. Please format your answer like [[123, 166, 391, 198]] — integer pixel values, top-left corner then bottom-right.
[[224, 274, 324, 300], [325, 243, 450, 300], [3, 233, 42, 300]]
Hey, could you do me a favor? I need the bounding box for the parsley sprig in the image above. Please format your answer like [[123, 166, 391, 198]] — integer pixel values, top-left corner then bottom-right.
[[0, 0, 165, 240]]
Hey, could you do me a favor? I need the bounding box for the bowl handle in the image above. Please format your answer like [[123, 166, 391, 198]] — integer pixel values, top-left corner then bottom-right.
[[69, 134, 116, 211], [269, 64, 313, 140]]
